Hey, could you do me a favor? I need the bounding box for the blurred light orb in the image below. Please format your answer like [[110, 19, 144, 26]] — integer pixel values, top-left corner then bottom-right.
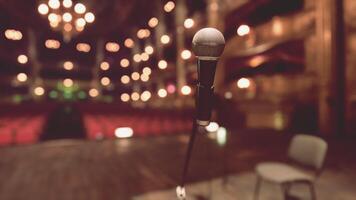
[[17, 54, 28, 64], [120, 58, 130, 68], [140, 74, 149, 82], [4, 29, 23, 40], [76, 43, 91, 52], [131, 72, 140, 81], [105, 42, 120, 52], [205, 122, 219, 132], [100, 61, 110, 71], [184, 18, 195, 29], [217, 127, 227, 146], [62, 12, 72, 22], [121, 75, 130, 84], [48, 0, 60, 9], [48, 13, 59, 23], [74, 3, 86, 14], [38, 4, 49, 15], [181, 85, 191, 95], [17, 73, 28, 82], [45, 39, 61, 49], [140, 91, 151, 101], [142, 67, 152, 75], [85, 12, 95, 23], [148, 17, 159, 28], [63, 61, 74, 70], [64, 23, 73, 32], [34, 87, 45, 96], [224, 91, 233, 99], [160, 34, 170, 44], [164, 1, 175, 12], [101, 77, 111, 86], [131, 92, 140, 101], [137, 29, 150, 39], [237, 24, 250, 36], [63, 78, 73, 87], [140, 52, 149, 61], [76, 18, 86, 27], [89, 88, 99, 97], [237, 77, 250, 89], [62, 0, 72, 8], [120, 93, 130, 102], [115, 127, 133, 138], [133, 54, 141, 63], [181, 50, 192, 60], [76, 25, 84, 32], [167, 84, 176, 94], [158, 89, 167, 98], [158, 60, 168, 69], [144, 46, 154, 55], [124, 38, 134, 48]]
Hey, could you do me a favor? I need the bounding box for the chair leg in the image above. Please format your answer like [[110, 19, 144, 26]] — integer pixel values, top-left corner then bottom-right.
[[253, 176, 262, 200], [309, 183, 317, 200], [280, 183, 291, 200]]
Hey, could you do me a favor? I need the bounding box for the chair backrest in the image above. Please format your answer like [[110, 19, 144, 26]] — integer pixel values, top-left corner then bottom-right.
[[288, 134, 328, 170]]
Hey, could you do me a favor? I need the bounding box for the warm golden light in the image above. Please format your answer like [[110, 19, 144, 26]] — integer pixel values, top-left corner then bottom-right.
[[4, 29, 23, 40], [121, 93, 130, 102], [160, 34, 170, 44], [158, 60, 168, 69], [142, 67, 152, 75], [17, 73, 27, 82], [74, 3, 86, 14], [120, 58, 130, 68], [184, 18, 195, 29], [63, 61, 74, 70], [237, 78, 250, 89], [124, 38, 134, 48], [76, 18, 86, 27], [121, 75, 130, 84], [17, 54, 28, 64], [100, 61, 110, 71], [45, 39, 61, 49], [140, 74, 149, 82], [140, 91, 151, 101], [237, 24, 250, 36], [38, 4, 49, 15], [144, 46, 154, 55], [164, 1, 175, 12], [76, 43, 91, 52], [272, 17, 283, 36], [131, 72, 140, 81], [64, 23, 73, 32], [249, 56, 265, 68], [181, 85, 191, 95], [148, 17, 159, 28], [34, 87, 45, 96], [62, 0, 72, 8], [105, 42, 120, 52], [158, 88, 167, 98], [89, 88, 99, 97], [140, 52, 149, 61], [48, 13, 60, 23], [101, 77, 111, 86], [181, 50, 192, 60], [133, 54, 141, 63], [62, 13, 72, 22], [63, 78, 74, 87], [48, 0, 60, 9], [131, 92, 140, 101], [84, 12, 95, 23]]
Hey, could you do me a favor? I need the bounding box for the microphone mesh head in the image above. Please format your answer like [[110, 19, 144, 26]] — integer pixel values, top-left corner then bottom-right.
[[192, 28, 225, 59]]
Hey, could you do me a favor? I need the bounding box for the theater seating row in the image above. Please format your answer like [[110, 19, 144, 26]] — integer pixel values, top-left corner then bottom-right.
[[83, 112, 192, 140], [0, 115, 47, 146]]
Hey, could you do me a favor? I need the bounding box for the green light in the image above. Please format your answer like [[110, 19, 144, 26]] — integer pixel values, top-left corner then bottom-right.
[[78, 91, 86, 99], [49, 90, 58, 99], [13, 95, 22, 103]]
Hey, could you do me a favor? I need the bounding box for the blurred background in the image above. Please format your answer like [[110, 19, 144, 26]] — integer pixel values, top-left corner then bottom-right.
[[0, 0, 355, 199]]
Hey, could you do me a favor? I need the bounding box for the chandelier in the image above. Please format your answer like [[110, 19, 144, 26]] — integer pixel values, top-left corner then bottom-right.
[[37, 0, 95, 42]]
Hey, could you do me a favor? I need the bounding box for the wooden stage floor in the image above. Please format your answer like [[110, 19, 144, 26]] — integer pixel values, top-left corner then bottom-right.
[[0, 131, 355, 200]]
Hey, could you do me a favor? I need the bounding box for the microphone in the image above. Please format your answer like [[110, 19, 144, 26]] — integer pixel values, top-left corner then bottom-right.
[[192, 28, 225, 126]]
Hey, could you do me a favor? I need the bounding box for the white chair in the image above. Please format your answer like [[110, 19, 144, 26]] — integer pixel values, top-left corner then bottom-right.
[[254, 134, 328, 200]]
